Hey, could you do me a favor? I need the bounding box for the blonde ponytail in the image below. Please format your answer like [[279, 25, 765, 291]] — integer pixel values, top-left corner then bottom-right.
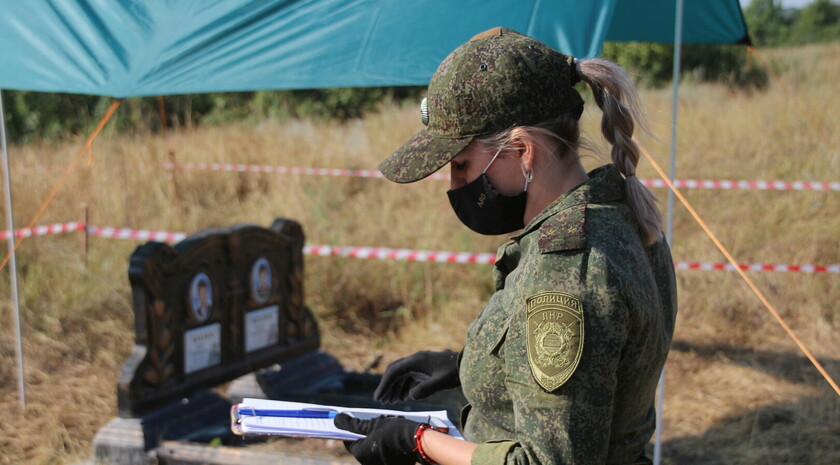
[[577, 58, 663, 245]]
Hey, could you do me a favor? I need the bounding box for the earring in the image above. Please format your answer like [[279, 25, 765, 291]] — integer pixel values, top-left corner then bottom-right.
[[521, 164, 533, 192]]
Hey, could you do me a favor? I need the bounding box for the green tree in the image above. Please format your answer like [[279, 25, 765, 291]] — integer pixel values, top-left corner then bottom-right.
[[1, 87, 426, 144], [788, 0, 840, 44], [601, 43, 768, 90], [601, 43, 673, 85], [744, 0, 791, 46]]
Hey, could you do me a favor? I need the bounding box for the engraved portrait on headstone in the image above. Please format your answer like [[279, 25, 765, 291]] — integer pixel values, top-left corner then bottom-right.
[[189, 273, 213, 323], [251, 257, 272, 304]]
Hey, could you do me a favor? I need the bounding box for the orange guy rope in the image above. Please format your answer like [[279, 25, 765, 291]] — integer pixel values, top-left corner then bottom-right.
[[638, 141, 839, 396], [0, 100, 122, 274]]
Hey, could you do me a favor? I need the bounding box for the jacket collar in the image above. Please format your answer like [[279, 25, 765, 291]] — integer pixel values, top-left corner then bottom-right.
[[513, 164, 626, 240]]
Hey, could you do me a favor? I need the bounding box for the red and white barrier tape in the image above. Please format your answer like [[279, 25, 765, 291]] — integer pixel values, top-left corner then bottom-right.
[[302, 244, 496, 264], [166, 162, 839, 191], [86, 226, 188, 243], [13, 162, 838, 190], [303, 246, 840, 273], [642, 178, 840, 191], [0, 221, 85, 239], [1, 222, 836, 273], [166, 162, 452, 180], [675, 262, 839, 273]]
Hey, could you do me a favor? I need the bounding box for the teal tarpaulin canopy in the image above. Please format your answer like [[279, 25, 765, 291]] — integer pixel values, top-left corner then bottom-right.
[[0, 0, 749, 97]]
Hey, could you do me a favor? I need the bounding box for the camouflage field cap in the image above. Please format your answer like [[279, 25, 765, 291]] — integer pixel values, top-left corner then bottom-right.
[[379, 27, 584, 183]]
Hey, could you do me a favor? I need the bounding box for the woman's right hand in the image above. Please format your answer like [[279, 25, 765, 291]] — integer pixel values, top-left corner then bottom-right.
[[373, 350, 461, 403]]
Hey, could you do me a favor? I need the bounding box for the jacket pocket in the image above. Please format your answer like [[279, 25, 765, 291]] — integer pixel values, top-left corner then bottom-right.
[[489, 324, 508, 358]]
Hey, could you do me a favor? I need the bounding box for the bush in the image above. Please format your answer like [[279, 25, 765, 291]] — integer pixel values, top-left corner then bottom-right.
[[744, 0, 840, 47], [2, 87, 425, 144], [787, 0, 840, 45], [601, 42, 769, 90]]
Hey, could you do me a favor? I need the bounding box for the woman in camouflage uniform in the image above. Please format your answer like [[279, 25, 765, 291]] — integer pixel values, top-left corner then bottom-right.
[[334, 27, 677, 465]]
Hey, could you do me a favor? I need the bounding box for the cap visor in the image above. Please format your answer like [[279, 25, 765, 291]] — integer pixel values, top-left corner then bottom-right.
[[379, 130, 474, 183]]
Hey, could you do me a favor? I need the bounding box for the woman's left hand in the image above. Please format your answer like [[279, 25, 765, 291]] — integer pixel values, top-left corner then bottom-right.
[[333, 413, 422, 465]]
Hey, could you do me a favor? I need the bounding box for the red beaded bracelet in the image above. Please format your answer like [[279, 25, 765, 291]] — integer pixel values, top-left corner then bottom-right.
[[413, 423, 445, 465]]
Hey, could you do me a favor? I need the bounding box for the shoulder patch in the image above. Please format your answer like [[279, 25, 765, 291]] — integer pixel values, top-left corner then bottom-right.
[[525, 291, 584, 391]]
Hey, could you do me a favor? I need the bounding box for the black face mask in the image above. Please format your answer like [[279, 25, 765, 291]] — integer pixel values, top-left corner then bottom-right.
[[446, 152, 530, 235]]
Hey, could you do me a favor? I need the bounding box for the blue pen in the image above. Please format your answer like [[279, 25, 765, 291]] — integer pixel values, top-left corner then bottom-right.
[[238, 407, 338, 419]]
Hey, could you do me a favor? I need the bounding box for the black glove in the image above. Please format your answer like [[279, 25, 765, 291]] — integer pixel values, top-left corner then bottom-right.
[[373, 350, 460, 403], [333, 413, 422, 465]]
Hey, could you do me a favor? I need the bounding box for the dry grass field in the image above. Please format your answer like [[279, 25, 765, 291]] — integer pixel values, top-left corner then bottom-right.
[[0, 43, 838, 464]]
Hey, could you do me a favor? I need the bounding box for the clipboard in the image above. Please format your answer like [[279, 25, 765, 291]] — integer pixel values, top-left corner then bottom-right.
[[231, 398, 461, 440]]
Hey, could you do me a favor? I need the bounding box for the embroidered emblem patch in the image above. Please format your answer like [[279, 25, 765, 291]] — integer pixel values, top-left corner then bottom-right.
[[526, 291, 584, 391]]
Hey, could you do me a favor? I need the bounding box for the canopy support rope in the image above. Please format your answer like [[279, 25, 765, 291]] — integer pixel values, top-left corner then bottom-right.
[[638, 142, 839, 396]]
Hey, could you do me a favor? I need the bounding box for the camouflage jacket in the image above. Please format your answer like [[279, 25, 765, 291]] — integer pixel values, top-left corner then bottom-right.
[[459, 164, 677, 465]]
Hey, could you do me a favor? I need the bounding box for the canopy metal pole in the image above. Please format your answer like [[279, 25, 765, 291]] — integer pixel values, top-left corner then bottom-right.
[[0, 89, 25, 407], [655, 0, 683, 463], [0, 91, 26, 408]]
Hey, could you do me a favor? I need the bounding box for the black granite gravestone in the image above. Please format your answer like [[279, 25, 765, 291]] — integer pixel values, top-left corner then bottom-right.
[[92, 217, 464, 465], [93, 218, 325, 464], [116, 217, 318, 417]]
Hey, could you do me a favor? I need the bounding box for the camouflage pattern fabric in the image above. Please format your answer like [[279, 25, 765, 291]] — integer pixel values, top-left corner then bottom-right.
[[459, 164, 678, 465], [379, 27, 584, 184]]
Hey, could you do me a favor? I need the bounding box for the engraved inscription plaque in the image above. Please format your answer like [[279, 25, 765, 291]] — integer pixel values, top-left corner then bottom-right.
[[184, 323, 222, 374], [245, 306, 279, 353]]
